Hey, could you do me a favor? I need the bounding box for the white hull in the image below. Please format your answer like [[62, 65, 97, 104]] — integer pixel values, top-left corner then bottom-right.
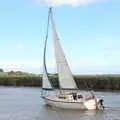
[[45, 96, 101, 110]]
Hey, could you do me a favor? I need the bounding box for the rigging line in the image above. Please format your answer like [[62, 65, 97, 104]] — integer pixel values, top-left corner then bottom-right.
[[83, 79, 90, 91], [43, 7, 53, 88]]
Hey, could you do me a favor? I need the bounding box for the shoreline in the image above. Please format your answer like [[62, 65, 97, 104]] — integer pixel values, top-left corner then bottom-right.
[[0, 74, 120, 90]]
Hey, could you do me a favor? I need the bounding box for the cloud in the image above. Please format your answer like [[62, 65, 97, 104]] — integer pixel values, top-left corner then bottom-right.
[[0, 59, 55, 70], [36, 0, 106, 6], [0, 59, 56, 74], [1, 57, 120, 74], [0, 42, 23, 54], [14, 42, 23, 51]]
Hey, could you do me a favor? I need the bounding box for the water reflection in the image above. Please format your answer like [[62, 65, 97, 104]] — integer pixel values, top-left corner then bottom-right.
[[39, 105, 120, 120]]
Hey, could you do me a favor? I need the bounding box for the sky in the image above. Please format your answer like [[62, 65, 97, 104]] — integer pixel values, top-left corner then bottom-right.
[[0, 0, 120, 74]]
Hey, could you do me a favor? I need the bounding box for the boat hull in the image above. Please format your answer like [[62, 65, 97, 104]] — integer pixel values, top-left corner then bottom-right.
[[45, 96, 99, 110]]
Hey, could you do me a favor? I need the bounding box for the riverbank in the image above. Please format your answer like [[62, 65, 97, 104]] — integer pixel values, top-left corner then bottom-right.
[[0, 71, 120, 90], [74, 75, 120, 90]]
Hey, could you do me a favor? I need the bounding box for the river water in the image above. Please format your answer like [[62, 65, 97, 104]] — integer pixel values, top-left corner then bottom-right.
[[0, 87, 120, 120]]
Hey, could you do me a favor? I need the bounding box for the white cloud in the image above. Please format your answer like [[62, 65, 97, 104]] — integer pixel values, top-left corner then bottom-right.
[[14, 42, 23, 51], [36, 0, 106, 6], [0, 59, 55, 74], [0, 42, 23, 55], [0, 60, 41, 69], [0, 59, 55, 71], [1, 58, 120, 74]]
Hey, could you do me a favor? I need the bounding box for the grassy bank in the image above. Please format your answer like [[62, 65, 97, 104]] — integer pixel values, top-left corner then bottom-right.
[[49, 74, 120, 90], [74, 75, 120, 90], [0, 71, 120, 90], [0, 76, 41, 86], [0, 71, 42, 87]]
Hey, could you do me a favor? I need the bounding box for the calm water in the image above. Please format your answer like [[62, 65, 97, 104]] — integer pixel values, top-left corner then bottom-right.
[[0, 87, 120, 120]]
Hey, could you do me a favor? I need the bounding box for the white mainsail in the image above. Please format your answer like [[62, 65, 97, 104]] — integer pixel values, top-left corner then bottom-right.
[[50, 9, 77, 89]]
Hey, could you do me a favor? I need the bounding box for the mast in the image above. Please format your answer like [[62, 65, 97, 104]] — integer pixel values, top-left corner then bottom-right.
[[49, 8, 78, 89], [42, 8, 53, 89]]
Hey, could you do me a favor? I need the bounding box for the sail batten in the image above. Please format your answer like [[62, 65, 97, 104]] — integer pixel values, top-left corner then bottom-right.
[[50, 9, 77, 89]]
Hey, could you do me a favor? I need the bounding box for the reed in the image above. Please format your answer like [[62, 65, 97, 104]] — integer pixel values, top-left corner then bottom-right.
[[0, 72, 120, 90]]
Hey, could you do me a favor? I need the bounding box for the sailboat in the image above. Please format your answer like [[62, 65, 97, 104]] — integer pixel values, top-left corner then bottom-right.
[[42, 8, 104, 110]]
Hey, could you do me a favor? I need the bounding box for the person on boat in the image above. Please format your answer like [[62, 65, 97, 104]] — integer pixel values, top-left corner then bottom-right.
[[78, 94, 83, 99], [72, 93, 77, 100]]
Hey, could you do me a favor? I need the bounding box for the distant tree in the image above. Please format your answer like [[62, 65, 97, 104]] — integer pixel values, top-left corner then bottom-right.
[[8, 70, 14, 75], [10, 70, 14, 73], [0, 68, 4, 72]]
